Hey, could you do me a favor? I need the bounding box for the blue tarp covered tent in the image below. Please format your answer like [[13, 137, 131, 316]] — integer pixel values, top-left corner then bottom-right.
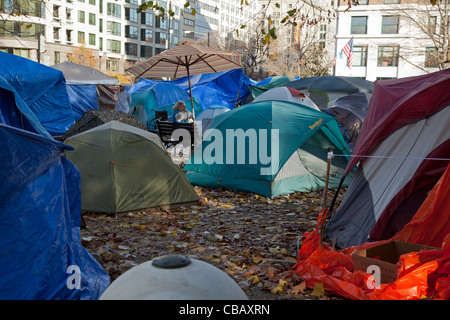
[[0, 75, 52, 139], [129, 79, 202, 129], [0, 52, 75, 137], [0, 124, 110, 299], [52, 62, 119, 120], [170, 69, 255, 109]]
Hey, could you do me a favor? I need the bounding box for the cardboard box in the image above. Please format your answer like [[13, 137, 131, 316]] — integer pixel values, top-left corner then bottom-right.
[[352, 240, 439, 284]]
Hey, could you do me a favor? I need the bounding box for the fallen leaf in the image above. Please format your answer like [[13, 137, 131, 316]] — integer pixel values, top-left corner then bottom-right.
[[311, 281, 326, 296], [270, 279, 287, 294], [289, 281, 307, 295], [253, 256, 265, 264]]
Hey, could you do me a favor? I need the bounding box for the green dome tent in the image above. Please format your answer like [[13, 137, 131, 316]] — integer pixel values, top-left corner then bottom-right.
[[184, 101, 352, 197], [64, 121, 199, 213]]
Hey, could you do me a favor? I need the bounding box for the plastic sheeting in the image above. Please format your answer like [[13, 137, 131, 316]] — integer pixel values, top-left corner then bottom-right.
[[169, 69, 254, 109], [129, 79, 202, 129], [0, 77, 51, 139], [293, 164, 450, 301], [51, 62, 119, 119], [0, 52, 75, 137], [0, 124, 110, 299], [246, 76, 296, 102], [66, 84, 99, 120]]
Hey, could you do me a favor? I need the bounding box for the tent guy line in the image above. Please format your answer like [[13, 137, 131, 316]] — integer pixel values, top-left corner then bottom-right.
[[332, 154, 450, 161]]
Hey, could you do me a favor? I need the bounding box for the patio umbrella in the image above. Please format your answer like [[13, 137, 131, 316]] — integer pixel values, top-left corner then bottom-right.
[[126, 41, 243, 120]]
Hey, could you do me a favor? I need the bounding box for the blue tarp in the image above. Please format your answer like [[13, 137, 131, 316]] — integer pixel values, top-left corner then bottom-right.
[[169, 69, 255, 109], [66, 84, 99, 120], [51, 62, 120, 119], [129, 79, 202, 128], [0, 124, 110, 299], [0, 76, 52, 139], [0, 52, 75, 137]]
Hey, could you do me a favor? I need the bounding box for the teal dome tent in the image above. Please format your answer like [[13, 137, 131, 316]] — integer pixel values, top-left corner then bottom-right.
[[184, 100, 352, 197]]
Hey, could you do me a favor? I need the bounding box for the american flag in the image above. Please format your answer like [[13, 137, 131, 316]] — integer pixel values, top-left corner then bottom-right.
[[342, 37, 354, 69]]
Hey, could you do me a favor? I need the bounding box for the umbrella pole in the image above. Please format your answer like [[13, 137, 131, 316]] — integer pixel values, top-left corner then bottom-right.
[[186, 68, 195, 121]]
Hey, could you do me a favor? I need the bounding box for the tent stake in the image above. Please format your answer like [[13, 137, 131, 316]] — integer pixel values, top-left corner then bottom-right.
[[320, 147, 333, 250]]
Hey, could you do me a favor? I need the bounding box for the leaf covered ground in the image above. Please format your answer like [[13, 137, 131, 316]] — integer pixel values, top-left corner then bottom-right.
[[80, 186, 345, 300]]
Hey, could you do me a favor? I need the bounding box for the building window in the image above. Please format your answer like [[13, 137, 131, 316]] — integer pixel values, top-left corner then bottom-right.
[[0, 21, 45, 39], [383, 0, 400, 3], [125, 7, 138, 23], [184, 31, 194, 39], [99, 0, 103, 14], [125, 25, 138, 39], [53, 27, 60, 40], [359, 0, 368, 4], [155, 32, 167, 45], [2, 0, 44, 18], [377, 46, 399, 67], [381, 16, 399, 34], [1, 47, 31, 58], [183, 18, 194, 26], [140, 45, 152, 58], [78, 31, 85, 43], [141, 29, 153, 42], [427, 16, 437, 36], [89, 33, 96, 45], [425, 47, 439, 68], [125, 43, 138, 56], [107, 3, 121, 18], [106, 59, 119, 72], [353, 46, 368, 66], [89, 0, 95, 4], [54, 51, 61, 64], [141, 12, 153, 26], [78, 10, 85, 23], [99, 19, 103, 32], [107, 21, 121, 36], [89, 13, 96, 25], [156, 16, 167, 29], [171, 20, 179, 31], [99, 37, 103, 50], [107, 39, 121, 53], [351, 16, 368, 34], [66, 30, 72, 42]]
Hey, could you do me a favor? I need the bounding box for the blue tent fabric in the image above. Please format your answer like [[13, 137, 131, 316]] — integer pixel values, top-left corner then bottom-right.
[[0, 124, 110, 299], [66, 84, 99, 120], [169, 69, 254, 109], [129, 79, 202, 128], [0, 76, 52, 139], [0, 52, 75, 137]]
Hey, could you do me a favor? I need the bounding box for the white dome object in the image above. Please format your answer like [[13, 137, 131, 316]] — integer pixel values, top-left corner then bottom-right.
[[99, 255, 249, 300]]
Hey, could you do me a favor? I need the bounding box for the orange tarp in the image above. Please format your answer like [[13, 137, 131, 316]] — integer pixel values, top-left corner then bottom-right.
[[292, 163, 450, 300]]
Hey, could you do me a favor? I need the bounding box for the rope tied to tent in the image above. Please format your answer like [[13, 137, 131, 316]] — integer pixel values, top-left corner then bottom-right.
[[332, 154, 450, 161]]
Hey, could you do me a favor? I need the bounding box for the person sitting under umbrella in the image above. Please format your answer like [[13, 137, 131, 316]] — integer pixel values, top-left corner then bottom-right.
[[172, 101, 193, 123]]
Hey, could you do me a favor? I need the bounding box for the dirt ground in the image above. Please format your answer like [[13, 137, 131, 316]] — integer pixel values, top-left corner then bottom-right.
[[80, 186, 345, 300]]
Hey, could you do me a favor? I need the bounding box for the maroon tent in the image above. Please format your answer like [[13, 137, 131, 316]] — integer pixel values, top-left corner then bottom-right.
[[325, 69, 450, 248]]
